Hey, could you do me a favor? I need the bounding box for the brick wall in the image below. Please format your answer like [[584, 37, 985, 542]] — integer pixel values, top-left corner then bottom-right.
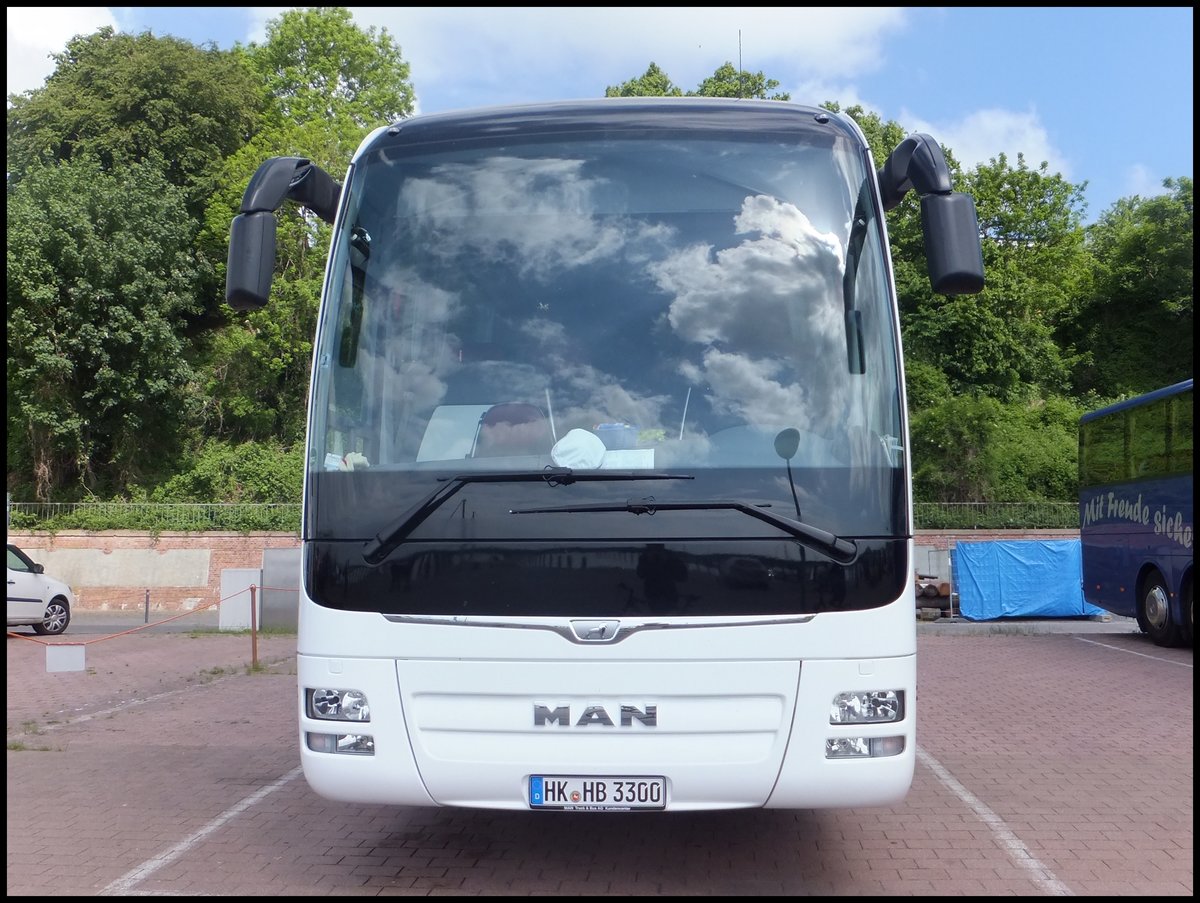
[[914, 528, 1078, 579], [7, 531, 300, 613], [916, 528, 1079, 551]]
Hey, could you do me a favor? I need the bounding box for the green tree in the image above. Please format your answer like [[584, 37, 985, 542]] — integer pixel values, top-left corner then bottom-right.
[[911, 394, 1007, 502], [904, 359, 953, 413], [150, 438, 304, 503], [822, 109, 1094, 408], [691, 61, 789, 100], [1067, 177, 1193, 397], [900, 153, 1090, 401], [910, 393, 1082, 503], [6, 25, 271, 501], [246, 6, 413, 128], [605, 61, 789, 100], [195, 7, 417, 444], [6, 27, 264, 221], [605, 62, 684, 97], [7, 158, 201, 500], [6, 26, 266, 349], [817, 106, 1096, 504]]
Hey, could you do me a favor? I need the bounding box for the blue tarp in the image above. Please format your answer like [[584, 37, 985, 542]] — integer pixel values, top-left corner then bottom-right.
[[951, 539, 1105, 621]]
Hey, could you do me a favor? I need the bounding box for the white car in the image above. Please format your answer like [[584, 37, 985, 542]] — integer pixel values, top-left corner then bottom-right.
[[7, 543, 74, 635]]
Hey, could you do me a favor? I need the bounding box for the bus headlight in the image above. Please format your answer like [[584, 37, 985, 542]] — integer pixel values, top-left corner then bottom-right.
[[307, 687, 371, 722], [829, 690, 904, 724], [825, 736, 905, 758]]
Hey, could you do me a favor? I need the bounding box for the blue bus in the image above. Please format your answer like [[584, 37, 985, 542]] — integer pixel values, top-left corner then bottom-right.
[[1079, 379, 1193, 647]]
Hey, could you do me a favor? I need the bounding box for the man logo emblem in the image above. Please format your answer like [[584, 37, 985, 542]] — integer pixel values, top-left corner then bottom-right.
[[570, 619, 620, 641], [533, 704, 658, 727]]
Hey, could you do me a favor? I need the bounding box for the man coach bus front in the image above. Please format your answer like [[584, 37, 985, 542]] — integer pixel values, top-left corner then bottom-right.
[[226, 98, 985, 811]]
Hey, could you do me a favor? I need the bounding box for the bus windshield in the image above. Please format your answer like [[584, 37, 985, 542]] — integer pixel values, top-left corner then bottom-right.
[[308, 121, 906, 619]]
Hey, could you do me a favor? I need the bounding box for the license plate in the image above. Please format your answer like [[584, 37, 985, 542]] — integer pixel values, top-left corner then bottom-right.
[[529, 775, 666, 810]]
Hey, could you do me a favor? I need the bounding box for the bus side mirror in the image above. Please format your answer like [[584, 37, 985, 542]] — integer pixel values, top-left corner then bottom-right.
[[921, 192, 985, 295], [225, 157, 341, 311], [878, 133, 985, 296], [226, 211, 277, 310]]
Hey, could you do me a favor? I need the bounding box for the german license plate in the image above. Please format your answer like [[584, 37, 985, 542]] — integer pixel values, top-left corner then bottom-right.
[[529, 775, 666, 810]]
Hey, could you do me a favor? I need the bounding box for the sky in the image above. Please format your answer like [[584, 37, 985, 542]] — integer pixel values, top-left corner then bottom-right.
[[6, 7, 1193, 223]]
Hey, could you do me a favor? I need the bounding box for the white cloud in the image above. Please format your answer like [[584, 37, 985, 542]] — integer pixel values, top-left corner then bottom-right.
[[349, 7, 909, 110], [8, 7, 910, 112], [903, 107, 1071, 180], [788, 77, 870, 111], [245, 6, 285, 43], [6, 7, 118, 100], [1120, 163, 1169, 200]]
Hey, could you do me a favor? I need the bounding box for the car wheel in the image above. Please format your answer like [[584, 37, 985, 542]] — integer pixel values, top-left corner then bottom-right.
[[1140, 571, 1181, 648], [32, 597, 71, 636]]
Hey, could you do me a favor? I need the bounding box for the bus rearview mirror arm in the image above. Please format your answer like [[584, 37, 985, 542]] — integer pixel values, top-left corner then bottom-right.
[[877, 134, 985, 296], [226, 157, 341, 310]]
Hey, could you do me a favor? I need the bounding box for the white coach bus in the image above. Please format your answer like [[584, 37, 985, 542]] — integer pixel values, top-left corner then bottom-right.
[[226, 97, 984, 811]]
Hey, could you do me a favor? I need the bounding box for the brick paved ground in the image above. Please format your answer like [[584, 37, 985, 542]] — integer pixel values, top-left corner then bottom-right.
[[5, 614, 295, 735], [6, 613, 1191, 896]]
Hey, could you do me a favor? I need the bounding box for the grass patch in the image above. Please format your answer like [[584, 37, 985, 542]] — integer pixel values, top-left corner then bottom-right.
[[182, 627, 297, 638]]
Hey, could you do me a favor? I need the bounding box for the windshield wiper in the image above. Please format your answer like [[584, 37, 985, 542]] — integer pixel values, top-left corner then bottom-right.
[[510, 498, 858, 563], [362, 468, 693, 564]]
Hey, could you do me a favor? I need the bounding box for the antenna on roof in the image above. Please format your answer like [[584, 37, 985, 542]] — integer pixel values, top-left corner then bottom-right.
[[739, 30, 744, 99]]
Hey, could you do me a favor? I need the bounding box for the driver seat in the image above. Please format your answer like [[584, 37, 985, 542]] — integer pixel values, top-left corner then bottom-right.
[[472, 403, 553, 457]]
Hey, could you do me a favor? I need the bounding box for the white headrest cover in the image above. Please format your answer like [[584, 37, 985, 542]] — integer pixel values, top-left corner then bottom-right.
[[550, 428, 606, 469]]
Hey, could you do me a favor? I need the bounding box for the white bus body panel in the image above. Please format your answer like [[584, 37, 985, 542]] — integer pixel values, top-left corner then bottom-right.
[[297, 591, 916, 811]]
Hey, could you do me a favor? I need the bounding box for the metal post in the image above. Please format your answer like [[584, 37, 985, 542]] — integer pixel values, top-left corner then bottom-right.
[[144, 589, 150, 623], [249, 584, 259, 668]]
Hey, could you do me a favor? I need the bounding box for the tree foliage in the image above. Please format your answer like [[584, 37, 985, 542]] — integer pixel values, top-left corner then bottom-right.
[[606, 61, 788, 100], [1067, 177, 1193, 397], [4, 34, 1193, 510], [246, 6, 414, 128], [911, 394, 1082, 503], [6, 27, 264, 220], [605, 63, 684, 97], [149, 438, 304, 504], [7, 158, 201, 500], [900, 153, 1091, 401], [192, 8, 418, 445], [691, 62, 789, 100]]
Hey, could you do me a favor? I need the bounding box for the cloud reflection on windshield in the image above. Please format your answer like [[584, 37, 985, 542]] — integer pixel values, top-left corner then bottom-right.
[[358, 153, 862, 464]]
